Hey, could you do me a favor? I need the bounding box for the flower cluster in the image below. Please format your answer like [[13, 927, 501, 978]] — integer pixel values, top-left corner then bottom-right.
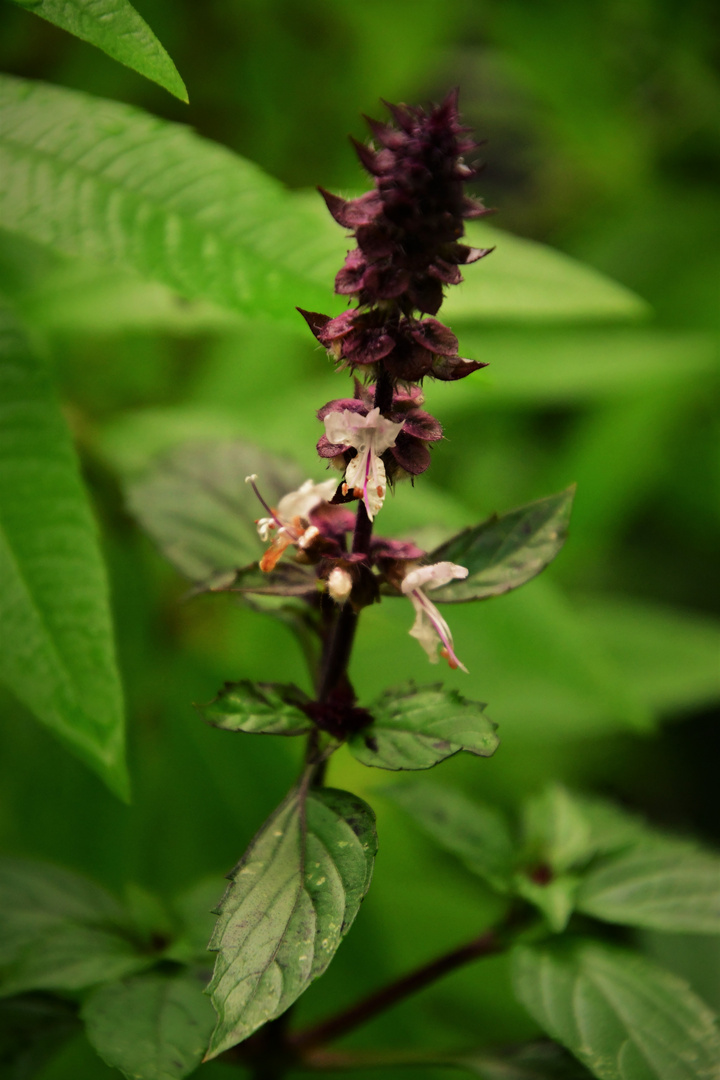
[[250, 92, 490, 671]]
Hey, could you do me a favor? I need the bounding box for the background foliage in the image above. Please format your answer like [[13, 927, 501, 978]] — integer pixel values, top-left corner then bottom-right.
[[0, 0, 718, 1077]]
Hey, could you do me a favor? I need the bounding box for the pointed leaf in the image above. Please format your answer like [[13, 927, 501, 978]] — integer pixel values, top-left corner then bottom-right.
[[513, 941, 720, 1080], [0, 77, 336, 324], [348, 684, 498, 771], [576, 841, 720, 934], [514, 874, 581, 934], [426, 489, 575, 603], [83, 972, 215, 1080], [382, 780, 515, 892], [198, 681, 313, 737], [206, 785, 376, 1058], [0, 303, 127, 797], [0, 859, 148, 996], [126, 440, 305, 583], [522, 785, 594, 874], [10, 0, 187, 102]]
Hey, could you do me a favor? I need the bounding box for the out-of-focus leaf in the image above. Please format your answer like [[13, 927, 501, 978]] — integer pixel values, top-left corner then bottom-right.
[[0, 994, 79, 1080], [9, 0, 187, 102], [452, 1041, 596, 1079], [197, 680, 313, 736], [522, 785, 594, 874], [348, 684, 498, 771], [167, 879, 223, 967], [0, 859, 148, 996], [0, 303, 127, 797], [513, 940, 720, 1080], [382, 780, 515, 892], [425, 489, 574, 603], [82, 972, 215, 1080], [514, 874, 580, 934], [444, 221, 651, 323], [206, 785, 376, 1058], [0, 77, 336, 325], [577, 842, 720, 934], [125, 440, 304, 582]]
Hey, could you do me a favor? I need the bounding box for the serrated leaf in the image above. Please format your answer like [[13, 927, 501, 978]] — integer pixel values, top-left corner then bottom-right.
[[443, 221, 651, 323], [382, 780, 515, 892], [513, 941, 720, 1080], [126, 439, 305, 583], [198, 681, 313, 737], [206, 785, 376, 1058], [0, 303, 128, 796], [577, 842, 720, 934], [0, 859, 148, 996], [425, 489, 574, 604], [0, 77, 336, 324], [348, 684, 498, 771], [10, 0, 187, 102], [0, 994, 79, 1080], [83, 972, 215, 1080]]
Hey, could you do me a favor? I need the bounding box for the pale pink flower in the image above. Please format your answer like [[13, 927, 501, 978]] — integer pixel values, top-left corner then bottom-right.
[[322, 407, 404, 520], [246, 476, 336, 571], [400, 561, 469, 671]]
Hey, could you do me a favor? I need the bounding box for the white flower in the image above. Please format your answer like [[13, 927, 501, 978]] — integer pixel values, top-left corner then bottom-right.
[[327, 566, 353, 603], [245, 475, 336, 572], [401, 561, 469, 672], [323, 407, 404, 521]]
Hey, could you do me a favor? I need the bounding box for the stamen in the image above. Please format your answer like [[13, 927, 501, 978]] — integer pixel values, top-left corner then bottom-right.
[[245, 475, 283, 529], [413, 589, 467, 672]]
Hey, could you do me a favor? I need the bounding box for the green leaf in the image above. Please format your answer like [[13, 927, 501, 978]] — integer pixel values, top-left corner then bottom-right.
[[0, 305, 127, 796], [522, 786, 595, 874], [443, 221, 651, 323], [514, 874, 581, 935], [577, 842, 720, 934], [513, 940, 720, 1080], [198, 680, 313, 737], [0, 994, 79, 1080], [206, 785, 376, 1058], [424, 488, 575, 604], [83, 972, 215, 1080], [348, 684, 498, 771], [381, 780, 515, 892], [0, 77, 335, 324], [0, 859, 148, 996], [10, 0, 187, 102], [126, 439, 305, 583]]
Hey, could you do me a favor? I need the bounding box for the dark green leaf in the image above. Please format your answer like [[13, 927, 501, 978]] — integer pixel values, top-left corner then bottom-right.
[[513, 940, 720, 1080], [0, 860, 148, 996], [0, 304, 128, 797], [10, 0, 187, 102], [382, 780, 515, 892], [426, 489, 575, 603], [83, 972, 215, 1080], [0, 994, 79, 1080], [577, 842, 720, 934], [198, 681, 313, 737], [206, 785, 376, 1058], [348, 684, 498, 771], [0, 77, 335, 324], [167, 879, 225, 966], [126, 439, 305, 583]]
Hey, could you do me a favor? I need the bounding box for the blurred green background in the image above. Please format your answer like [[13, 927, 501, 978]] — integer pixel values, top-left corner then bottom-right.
[[1, 0, 719, 1076]]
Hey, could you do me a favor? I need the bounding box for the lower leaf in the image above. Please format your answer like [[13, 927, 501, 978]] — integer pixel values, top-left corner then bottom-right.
[[205, 784, 377, 1059]]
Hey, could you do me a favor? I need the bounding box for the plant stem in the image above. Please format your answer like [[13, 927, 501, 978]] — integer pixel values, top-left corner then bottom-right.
[[290, 912, 524, 1054]]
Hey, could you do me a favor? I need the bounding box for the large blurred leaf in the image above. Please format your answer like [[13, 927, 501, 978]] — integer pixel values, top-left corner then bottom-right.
[[576, 842, 720, 934], [0, 859, 148, 996], [382, 780, 515, 892], [126, 439, 304, 583], [0, 994, 79, 1080], [513, 941, 720, 1080], [0, 77, 335, 325], [9, 0, 187, 102], [426, 488, 574, 603], [0, 303, 127, 797], [206, 785, 376, 1058], [83, 972, 215, 1080], [348, 684, 498, 770]]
